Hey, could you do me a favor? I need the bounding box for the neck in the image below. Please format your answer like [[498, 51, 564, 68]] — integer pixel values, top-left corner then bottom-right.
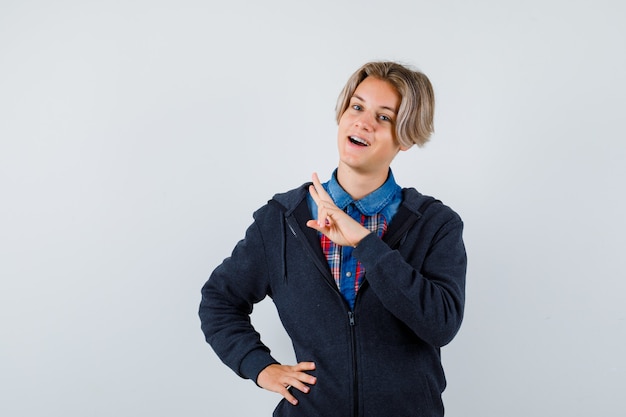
[[336, 164, 389, 200]]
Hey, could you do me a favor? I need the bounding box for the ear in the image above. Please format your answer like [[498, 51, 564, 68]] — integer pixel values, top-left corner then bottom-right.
[[399, 143, 413, 152]]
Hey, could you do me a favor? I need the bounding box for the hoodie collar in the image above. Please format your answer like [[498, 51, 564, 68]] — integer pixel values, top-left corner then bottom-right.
[[325, 169, 401, 216]]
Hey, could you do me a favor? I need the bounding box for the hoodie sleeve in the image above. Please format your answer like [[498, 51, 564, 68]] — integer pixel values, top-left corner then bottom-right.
[[353, 206, 467, 347], [198, 209, 279, 383]]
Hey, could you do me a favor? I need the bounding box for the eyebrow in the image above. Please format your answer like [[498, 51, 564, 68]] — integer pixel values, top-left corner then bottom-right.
[[352, 94, 398, 114]]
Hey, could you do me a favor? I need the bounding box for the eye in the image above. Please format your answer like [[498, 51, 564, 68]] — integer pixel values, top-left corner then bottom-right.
[[378, 114, 393, 122], [351, 104, 362, 111]]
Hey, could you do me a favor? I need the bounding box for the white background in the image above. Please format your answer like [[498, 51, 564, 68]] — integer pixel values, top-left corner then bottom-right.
[[1, 0, 625, 415]]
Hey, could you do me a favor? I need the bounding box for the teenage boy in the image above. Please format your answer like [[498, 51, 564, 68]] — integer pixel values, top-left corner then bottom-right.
[[199, 61, 467, 417]]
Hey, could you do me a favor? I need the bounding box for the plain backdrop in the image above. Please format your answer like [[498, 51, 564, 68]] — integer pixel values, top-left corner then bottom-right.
[[1, 0, 625, 416]]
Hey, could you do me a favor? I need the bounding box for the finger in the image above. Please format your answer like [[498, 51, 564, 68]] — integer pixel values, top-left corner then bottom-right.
[[290, 380, 311, 394], [311, 174, 333, 206], [318, 206, 334, 229], [308, 184, 321, 205], [294, 361, 316, 371], [311, 173, 333, 201], [317, 202, 329, 227], [297, 371, 317, 386], [293, 362, 317, 385], [311, 172, 322, 189], [280, 379, 312, 405], [280, 386, 299, 406], [309, 173, 340, 223], [306, 219, 322, 232], [309, 185, 332, 228], [306, 219, 332, 237]]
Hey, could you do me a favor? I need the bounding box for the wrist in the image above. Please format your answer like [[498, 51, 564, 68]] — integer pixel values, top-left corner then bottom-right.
[[352, 230, 372, 248]]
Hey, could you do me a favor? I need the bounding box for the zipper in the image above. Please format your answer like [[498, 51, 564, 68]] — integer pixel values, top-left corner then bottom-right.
[[348, 310, 358, 417], [285, 216, 338, 289], [285, 212, 361, 415]]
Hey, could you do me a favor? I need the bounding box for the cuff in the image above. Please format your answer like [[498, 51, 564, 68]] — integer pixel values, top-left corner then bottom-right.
[[239, 348, 279, 385]]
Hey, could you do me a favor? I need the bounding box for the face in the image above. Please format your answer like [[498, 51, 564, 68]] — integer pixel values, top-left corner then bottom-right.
[[337, 76, 407, 178]]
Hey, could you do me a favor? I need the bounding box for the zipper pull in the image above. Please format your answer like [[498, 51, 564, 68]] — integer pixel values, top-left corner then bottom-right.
[[348, 311, 355, 326]]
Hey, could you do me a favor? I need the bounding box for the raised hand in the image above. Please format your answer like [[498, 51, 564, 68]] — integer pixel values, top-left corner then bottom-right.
[[306, 172, 371, 247]]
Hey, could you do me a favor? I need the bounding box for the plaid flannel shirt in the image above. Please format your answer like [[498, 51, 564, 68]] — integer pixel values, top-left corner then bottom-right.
[[308, 169, 402, 309]]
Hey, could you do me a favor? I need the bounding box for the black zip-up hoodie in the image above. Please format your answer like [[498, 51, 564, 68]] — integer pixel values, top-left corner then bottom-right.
[[199, 183, 466, 417]]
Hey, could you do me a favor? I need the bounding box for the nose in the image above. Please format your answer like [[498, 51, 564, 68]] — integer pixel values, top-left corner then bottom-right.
[[355, 111, 375, 131]]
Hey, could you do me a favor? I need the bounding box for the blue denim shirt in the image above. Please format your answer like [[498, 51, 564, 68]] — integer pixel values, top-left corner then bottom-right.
[[308, 169, 403, 308]]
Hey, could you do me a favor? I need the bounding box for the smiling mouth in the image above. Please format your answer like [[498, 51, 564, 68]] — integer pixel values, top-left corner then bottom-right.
[[349, 136, 370, 146]]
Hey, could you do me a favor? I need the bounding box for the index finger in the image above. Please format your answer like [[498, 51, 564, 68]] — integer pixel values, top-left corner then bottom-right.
[[310, 172, 332, 202], [294, 361, 316, 372]]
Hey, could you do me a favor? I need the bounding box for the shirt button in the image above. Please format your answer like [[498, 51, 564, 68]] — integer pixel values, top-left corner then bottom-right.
[[346, 271, 352, 277]]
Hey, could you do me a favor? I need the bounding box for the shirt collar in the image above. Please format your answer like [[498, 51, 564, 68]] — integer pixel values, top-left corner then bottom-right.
[[325, 169, 401, 216]]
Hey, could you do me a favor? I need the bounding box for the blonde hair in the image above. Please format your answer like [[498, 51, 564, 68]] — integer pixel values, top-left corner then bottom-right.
[[335, 61, 435, 148]]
